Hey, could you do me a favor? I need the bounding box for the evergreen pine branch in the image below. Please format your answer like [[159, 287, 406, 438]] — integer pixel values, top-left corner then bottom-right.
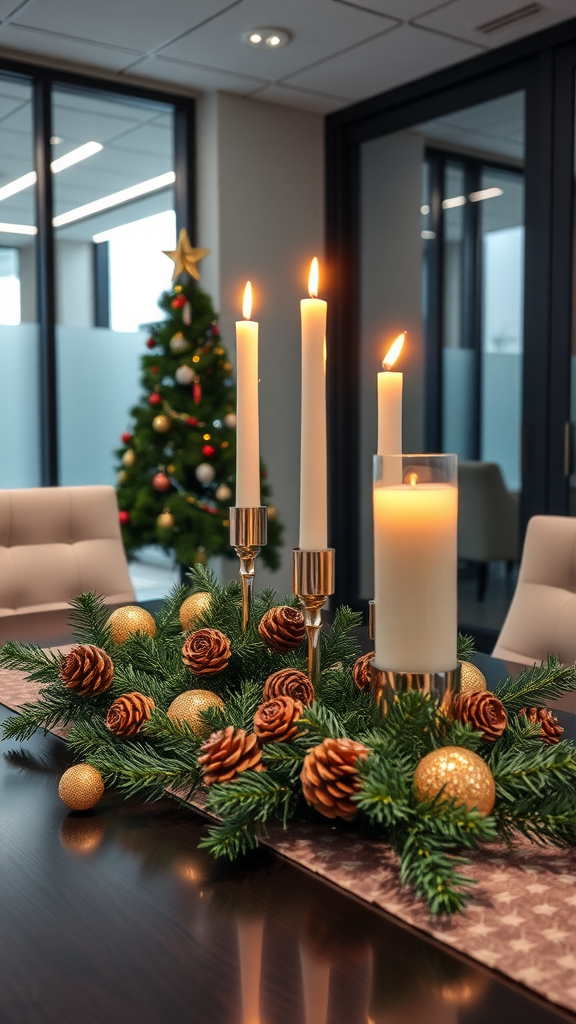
[[142, 708, 202, 750], [319, 606, 362, 670], [297, 701, 348, 742], [153, 582, 190, 639], [261, 739, 308, 780], [354, 754, 414, 827], [199, 815, 260, 860], [396, 828, 477, 916], [456, 634, 476, 662], [200, 767, 300, 859], [434, 718, 485, 753], [83, 737, 202, 801], [0, 681, 112, 741], [67, 592, 114, 650], [494, 656, 576, 715], [0, 641, 63, 684], [491, 736, 576, 802]]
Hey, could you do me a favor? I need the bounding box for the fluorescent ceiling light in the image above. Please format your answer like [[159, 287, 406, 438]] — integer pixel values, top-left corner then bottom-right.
[[442, 195, 466, 209], [53, 171, 175, 227], [0, 172, 36, 203], [421, 229, 436, 239], [469, 187, 504, 202], [0, 222, 37, 235], [0, 142, 103, 203], [50, 136, 64, 145], [421, 204, 430, 215]]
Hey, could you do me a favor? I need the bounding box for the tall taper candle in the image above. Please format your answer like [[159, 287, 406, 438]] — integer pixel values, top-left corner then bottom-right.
[[235, 282, 260, 508], [377, 332, 405, 456], [300, 258, 328, 551]]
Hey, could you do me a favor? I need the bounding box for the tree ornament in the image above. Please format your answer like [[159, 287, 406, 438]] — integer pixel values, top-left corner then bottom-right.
[[183, 302, 192, 325], [122, 449, 136, 468], [146, 337, 156, 349], [60, 644, 114, 696], [175, 364, 195, 385], [451, 691, 507, 743], [106, 691, 155, 738], [152, 414, 171, 434], [182, 627, 231, 676], [211, 322, 220, 336], [152, 472, 171, 492], [202, 444, 216, 458], [352, 652, 374, 691], [520, 707, 564, 744], [193, 375, 202, 404], [167, 689, 225, 738], [263, 667, 314, 706], [222, 361, 233, 372], [58, 764, 104, 811], [198, 726, 262, 785], [179, 591, 212, 631], [186, 416, 199, 427], [117, 470, 127, 486], [172, 294, 187, 309], [258, 606, 306, 652], [196, 463, 215, 484], [119, 510, 131, 526], [166, 464, 176, 474], [254, 695, 303, 743], [106, 605, 156, 644], [413, 746, 496, 816], [148, 392, 161, 406], [267, 505, 277, 522], [215, 483, 232, 502], [224, 412, 237, 429], [460, 661, 488, 695], [163, 228, 210, 282], [60, 815, 105, 855], [170, 332, 190, 354], [121, 432, 132, 444], [301, 737, 369, 820], [157, 510, 175, 529]]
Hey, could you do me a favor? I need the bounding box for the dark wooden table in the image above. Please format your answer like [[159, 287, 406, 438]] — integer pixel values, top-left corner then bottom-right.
[[0, 653, 574, 1023]]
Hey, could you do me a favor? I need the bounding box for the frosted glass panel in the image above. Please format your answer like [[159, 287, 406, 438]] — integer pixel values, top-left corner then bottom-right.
[[0, 325, 40, 487], [57, 327, 143, 486]]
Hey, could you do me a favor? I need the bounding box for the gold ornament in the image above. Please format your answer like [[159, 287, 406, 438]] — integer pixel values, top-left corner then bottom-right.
[[166, 464, 176, 474], [170, 331, 190, 354], [122, 448, 136, 468], [157, 510, 175, 529], [179, 591, 212, 631], [222, 361, 233, 372], [459, 660, 487, 695], [163, 228, 210, 282], [167, 689, 224, 737], [58, 764, 105, 811], [152, 414, 171, 434], [413, 746, 495, 816], [60, 815, 105, 855], [117, 469, 127, 485], [106, 605, 156, 644]]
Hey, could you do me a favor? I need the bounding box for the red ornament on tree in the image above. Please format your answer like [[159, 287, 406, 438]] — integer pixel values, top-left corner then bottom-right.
[[149, 392, 161, 406], [146, 337, 156, 349], [121, 432, 132, 444], [211, 323, 220, 336], [186, 416, 199, 426], [172, 294, 187, 309], [202, 444, 216, 458], [150, 365, 159, 374], [119, 510, 130, 525], [193, 377, 202, 404], [152, 472, 171, 493]]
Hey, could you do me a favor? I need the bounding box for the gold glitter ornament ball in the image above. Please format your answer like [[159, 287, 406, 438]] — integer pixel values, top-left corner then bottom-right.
[[58, 764, 105, 811], [157, 510, 175, 529], [107, 605, 156, 644], [122, 448, 136, 468], [167, 689, 224, 737], [413, 745, 495, 817], [152, 414, 171, 434], [459, 660, 487, 695], [179, 591, 211, 631]]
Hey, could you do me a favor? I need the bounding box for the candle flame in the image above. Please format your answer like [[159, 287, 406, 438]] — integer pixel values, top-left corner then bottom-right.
[[242, 281, 253, 320], [409, 472, 418, 488], [308, 257, 319, 298], [382, 332, 406, 370]]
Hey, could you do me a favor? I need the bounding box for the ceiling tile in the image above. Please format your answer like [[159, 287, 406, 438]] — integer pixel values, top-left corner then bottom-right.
[[0, 23, 143, 70], [0, 0, 23, 18], [250, 82, 349, 114], [283, 22, 481, 99], [414, 0, 576, 48], [330, 0, 454, 17], [133, 54, 267, 94], [10, 0, 237, 55], [157, 0, 398, 80]]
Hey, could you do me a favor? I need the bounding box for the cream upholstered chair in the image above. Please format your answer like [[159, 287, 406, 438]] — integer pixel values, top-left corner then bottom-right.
[[458, 461, 519, 600], [0, 485, 135, 643], [493, 515, 576, 666]]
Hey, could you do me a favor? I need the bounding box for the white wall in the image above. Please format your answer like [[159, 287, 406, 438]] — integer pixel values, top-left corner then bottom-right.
[[56, 241, 94, 328], [197, 92, 324, 596]]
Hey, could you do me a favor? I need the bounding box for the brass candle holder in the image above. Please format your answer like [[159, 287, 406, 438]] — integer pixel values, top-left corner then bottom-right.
[[370, 663, 461, 712], [292, 548, 335, 686], [230, 507, 267, 631], [368, 600, 375, 641]]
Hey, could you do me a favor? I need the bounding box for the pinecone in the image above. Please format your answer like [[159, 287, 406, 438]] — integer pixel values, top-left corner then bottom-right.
[[258, 606, 306, 652], [352, 652, 374, 692], [60, 644, 114, 695], [520, 707, 564, 745], [254, 695, 303, 743], [263, 667, 314, 707], [198, 726, 263, 784], [451, 690, 508, 743], [301, 737, 369, 820], [106, 692, 155, 738], [182, 628, 231, 677]]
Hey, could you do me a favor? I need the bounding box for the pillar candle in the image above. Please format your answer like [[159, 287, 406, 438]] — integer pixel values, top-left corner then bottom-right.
[[235, 282, 260, 508], [299, 258, 328, 550], [377, 332, 405, 456]]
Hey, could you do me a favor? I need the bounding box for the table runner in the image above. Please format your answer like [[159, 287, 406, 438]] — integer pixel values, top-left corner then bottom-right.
[[2, 661, 576, 1019]]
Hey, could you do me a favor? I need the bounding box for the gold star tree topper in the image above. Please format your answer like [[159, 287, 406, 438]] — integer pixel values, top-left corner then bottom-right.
[[163, 228, 210, 281]]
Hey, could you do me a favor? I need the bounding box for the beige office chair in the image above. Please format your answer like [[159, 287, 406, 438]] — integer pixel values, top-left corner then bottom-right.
[[493, 515, 576, 666], [0, 485, 135, 643], [458, 461, 519, 600]]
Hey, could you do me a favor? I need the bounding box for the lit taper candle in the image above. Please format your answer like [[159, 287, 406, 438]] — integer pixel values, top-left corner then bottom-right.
[[377, 332, 405, 456], [299, 258, 328, 551], [235, 282, 260, 508]]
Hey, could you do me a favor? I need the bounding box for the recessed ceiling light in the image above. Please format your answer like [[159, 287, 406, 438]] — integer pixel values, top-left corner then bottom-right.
[[442, 195, 466, 209], [50, 136, 64, 145], [421, 204, 430, 215], [469, 187, 504, 202], [243, 27, 291, 49]]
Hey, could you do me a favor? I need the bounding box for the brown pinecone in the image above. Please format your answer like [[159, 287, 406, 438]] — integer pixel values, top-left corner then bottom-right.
[[198, 726, 263, 784], [451, 690, 507, 742], [263, 667, 314, 707], [258, 606, 306, 652], [106, 692, 155, 738], [182, 628, 231, 677], [301, 737, 369, 820], [254, 696, 303, 743], [520, 707, 564, 745], [353, 652, 374, 692], [60, 644, 114, 695]]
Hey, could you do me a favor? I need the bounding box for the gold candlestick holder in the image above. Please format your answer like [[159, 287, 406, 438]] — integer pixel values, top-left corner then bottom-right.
[[370, 663, 461, 713], [292, 548, 335, 687], [230, 507, 267, 631]]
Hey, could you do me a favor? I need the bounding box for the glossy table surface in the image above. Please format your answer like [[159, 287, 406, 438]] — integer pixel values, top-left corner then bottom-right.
[[0, 654, 574, 1024]]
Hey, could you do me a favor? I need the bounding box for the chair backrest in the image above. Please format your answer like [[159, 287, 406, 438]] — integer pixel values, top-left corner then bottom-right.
[[458, 461, 519, 562], [0, 485, 135, 615], [493, 515, 576, 665]]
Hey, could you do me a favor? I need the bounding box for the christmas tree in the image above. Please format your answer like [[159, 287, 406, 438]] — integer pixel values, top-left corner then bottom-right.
[[116, 229, 283, 572]]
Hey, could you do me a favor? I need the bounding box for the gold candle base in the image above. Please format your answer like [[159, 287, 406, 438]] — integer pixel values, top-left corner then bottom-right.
[[370, 663, 461, 712], [230, 507, 267, 631], [292, 548, 335, 687], [368, 600, 375, 642]]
